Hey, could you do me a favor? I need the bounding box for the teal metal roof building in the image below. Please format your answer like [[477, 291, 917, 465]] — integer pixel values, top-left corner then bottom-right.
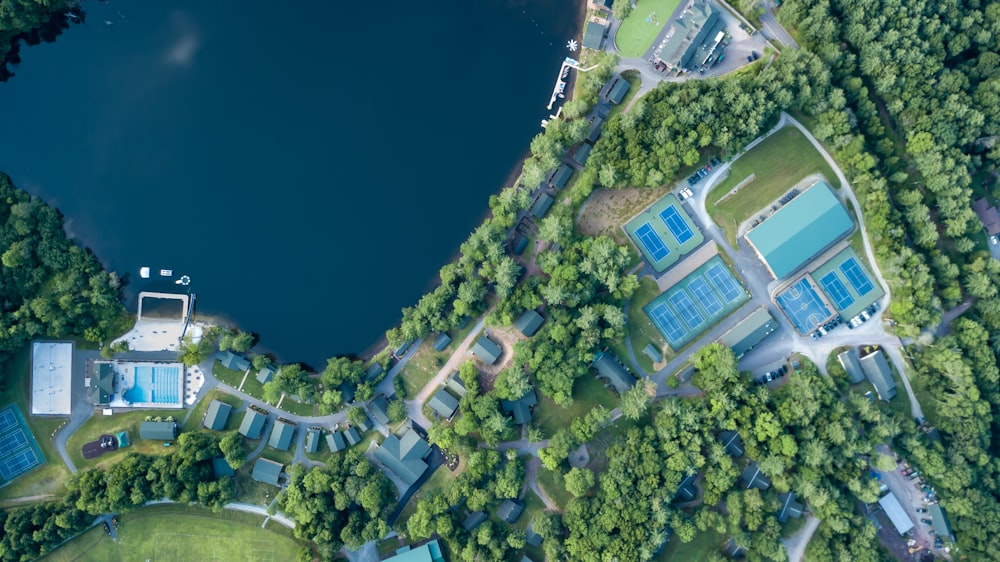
[[251, 458, 283, 486], [139, 421, 177, 441], [472, 335, 503, 365], [384, 538, 445, 562], [203, 400, 232, 431], [514, 310, 544, 337], [268, 419, 296, 451], [718, 307, 778, 358], [239, 407, 268, 439], [745, 181, 853, 279]]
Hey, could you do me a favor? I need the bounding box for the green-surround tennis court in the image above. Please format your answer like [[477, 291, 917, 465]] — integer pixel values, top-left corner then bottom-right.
[[0, 405, 45, 485], [809, 247, 884, 319], [643, 256, 749, 349], [624, 194, 704, 273]]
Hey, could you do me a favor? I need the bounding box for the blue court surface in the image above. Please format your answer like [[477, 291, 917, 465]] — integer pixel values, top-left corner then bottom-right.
[[644, 256, 749, 349], [634, 223, 670, 261], [776, 278, 833, 334], [659, 205, 694, 244], [819, 272, 855, 310], [840, 258, 874, 296], [0, 405, 44, 485]]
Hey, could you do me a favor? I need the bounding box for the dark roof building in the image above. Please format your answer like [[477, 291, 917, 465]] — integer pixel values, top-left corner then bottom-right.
[[973, 197, 1000, 236], [343, 426, 361, 446], [251, 458, 283, 487], [525, 521, 543, 547], [373, 429, 431, 487], [514, 310, 545, 337], [837, 348, 866, 384], [674, 473, 698, 502], [549, 164, 573, 190], [365, 362, 384, 381], [501, 389, 538, 425], [573, 143, 592, 165], [368, 395, 391, 426], [778, 492, 804, 523], [859, 349, 897, 401], [531, 193, 554, 219], [462, 511, 488, 532], [90, 362, 115, 405], [642, 344, 663, 364], [607, 78, 630, 105], [326, 431, 346, 453], [511, 235, 529, 255], [719, 430, 745, 458], [393, 340, 415, 359], [582, 21, 607, 50], [740, 463, 772, 490], [497, 499, 524, 524], [203, 400, 232, 431], [592, 351, 637, 393], [239, 406, 268, 439], [268, 419, 296, 451], [928, 503, 954, 542], [588, 115, 605, 143], [445, 371, 468, 397], [432, 332, 452, 352], [139, 421, 177, 441], [718, 308, 778, 358], [256, 365, 275, 384], [216, 350, 250, 372], [472, 335, 503, 365], [212, 457, 235, 478], [656, 0, 725, 71], [428, 388, 460, 419], [305, 427, 321, 454]]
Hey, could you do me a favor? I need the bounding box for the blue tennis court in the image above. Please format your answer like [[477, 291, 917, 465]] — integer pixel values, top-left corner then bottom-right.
[[634, 223, 670, 261], [776, 278, 833, 334], [0, 409, 17, 434], [648, 302, 686, 343], [0, 449, 40, 481], [669, 292, 704, 329], [688, 276, 723, 316], [840, 258, 874, 296], [707, 264, 743, 302], [819, 272, 855, 310], [659, 206, 694, 244], [0, 431, 27, 455]]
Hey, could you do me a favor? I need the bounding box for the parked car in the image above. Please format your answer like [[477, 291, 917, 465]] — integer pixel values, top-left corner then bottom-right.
[[916, 508, 927, 513], [921, 518, 933, 525], [103, 522, 111, 536]]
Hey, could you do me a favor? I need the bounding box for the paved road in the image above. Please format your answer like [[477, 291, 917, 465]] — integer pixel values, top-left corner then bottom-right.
[[758, 0, 799, 48], [225, 502, 296, 528]]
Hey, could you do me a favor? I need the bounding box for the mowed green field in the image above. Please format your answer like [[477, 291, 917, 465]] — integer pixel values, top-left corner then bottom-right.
[[616, 0, 683, 57], [708, 127, 837, 245], [41, 504, 303, 562]]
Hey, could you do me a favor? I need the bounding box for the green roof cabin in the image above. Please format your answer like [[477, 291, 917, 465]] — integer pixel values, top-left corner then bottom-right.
[[859, 349, 897, 401], [928, 503, 954, 542], [740, 463, 772, 490], [304, 427, 321, 454], [365, 362, 384, 380], [326, 431, 346, 453], [368, 395, 391, 426], [778, 492, 804, 523], [592, 351, 637, 393], [384, 538, 446, 562], [471, 335, 503, 365], [343, 426, 361, 446], [745, 181, 853, 279], [90, 362, 115, 405], [428, 388, 460, 419], [139, 421, 177, 441], [373, 429, 430, 487], [203, 400, 232, 431], [497, 499, 525, 524], [720, 430, 745, 457], [212, 457, 235, 478], [514, 310, 545, 337], [531, 193, 554, 219], [511, 235, 529, 255], [463, 511, 487, 532], [582, 21, 606, 50], [549, 164, 573, 189], [607, 77, 631, 105], [573, 143, 592, 165], [718, 307, 778, 358], [256, 365, 275, 384], [445, 371, 468, 397], [239, 407, 268, 439], [268, 419, 296, 451], [216, 350, 250, 372], [837, 348, 866, 384], [251, 458, 283, 486], [501, 389, 538, 425], [433, 332, 452, 352]]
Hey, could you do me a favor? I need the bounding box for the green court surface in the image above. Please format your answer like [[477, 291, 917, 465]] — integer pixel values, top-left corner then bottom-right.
[[623, 193, 704, 273], [0, 404, 46, 486], [616, 0, 683, 57], [809, 247, 884, 319]]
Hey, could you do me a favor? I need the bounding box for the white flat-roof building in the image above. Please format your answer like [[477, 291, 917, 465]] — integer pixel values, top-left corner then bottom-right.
[[878, 492, 914, 535], [31, 342, 73, 415]]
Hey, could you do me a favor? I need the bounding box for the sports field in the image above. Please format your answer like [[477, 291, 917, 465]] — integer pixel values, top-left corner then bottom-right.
[[809, 247, 884, 319], [616, 0, 683, 57], [624, 193, 704, 273], [707, 127, 837, 244], [775, 277, 834, 334], [41, 504, 303, 562]]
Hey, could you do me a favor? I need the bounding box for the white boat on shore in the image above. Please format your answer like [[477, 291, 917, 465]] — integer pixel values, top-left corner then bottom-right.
[[160, 269, 173, 277], [139, 267, 150, 279]]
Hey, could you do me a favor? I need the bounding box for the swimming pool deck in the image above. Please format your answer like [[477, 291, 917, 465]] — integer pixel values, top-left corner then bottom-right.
[[112, 292, 191, 352], [103, 361, 185, 409]]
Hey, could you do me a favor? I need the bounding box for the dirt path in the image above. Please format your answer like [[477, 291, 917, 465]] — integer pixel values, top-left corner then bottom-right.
[[525, 456, 558, 511], [783, 515, 820, 562]]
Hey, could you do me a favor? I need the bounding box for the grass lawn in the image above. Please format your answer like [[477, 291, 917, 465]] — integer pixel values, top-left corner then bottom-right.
[[233, 462, 280, 506], [616, 0, 684, 57], [393, 464, 455, 536], [181, 389, 243, 433], [536, 465, 573, 511], [211, 360, 246, 390], [239, 371, 268, 402], [515, 489, 547, 532], [707, 127, 837, 245], [399, 340, 446, 399], [278, 395, 316, 417], [0, 346, 71, 501], [533, 375, 618, 438], [66, 409, 185, 471], [40, 504, 304, 562], [656, 529, 722, 561], [628, 276, 671, 373], [607, 70, 643, 119]]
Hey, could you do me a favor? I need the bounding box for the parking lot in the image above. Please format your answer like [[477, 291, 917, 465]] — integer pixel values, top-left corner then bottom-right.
[[874, 445, 950, 559]]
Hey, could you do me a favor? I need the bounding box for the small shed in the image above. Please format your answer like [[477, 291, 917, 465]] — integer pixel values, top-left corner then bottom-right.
[[433, 332, 453, 352], [305, 427, 321, 454], [514, 310, 545, 337], [364, 362, 384, 380], [139, 421, 177, 441], [587, 115, 605, 144], [641, 344, 663, 364], [428, 388, 460, 419], [531, 193, 554, 219], [203, 400, 232, 431], [471, 335, 503, 365], [216, 350, 250, 372], [251, 458, 283, 486], [497, 499, 524, 524], [549, 164, 573, 190]]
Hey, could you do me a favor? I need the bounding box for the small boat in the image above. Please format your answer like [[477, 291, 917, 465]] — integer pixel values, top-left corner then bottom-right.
[[139, 267, 150, 279], [159, 269, 173, 277], [175, 275, 191, 286]]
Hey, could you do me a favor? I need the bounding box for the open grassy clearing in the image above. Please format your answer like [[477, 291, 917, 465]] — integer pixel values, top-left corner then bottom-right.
[[66, 408, 185, 470], [656, 529, 723, 561], [533, 375, 618, 438], [233, 462, 280, 506], [211, 360, 246, 390], [707, 127, 836, 245], [616, 0, 683, 57], [399, 340, 446, 398], [181, 389, 243, 433], [576, 186, 672, 244], [628, 276, 672, 373], [277, 395, 315, 417], [41, 504, 304, 562], [536, 465, 573, 511]]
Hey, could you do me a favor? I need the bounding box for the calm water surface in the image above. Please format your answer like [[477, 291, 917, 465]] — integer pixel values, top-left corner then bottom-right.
[[0, 0, 580, 367]]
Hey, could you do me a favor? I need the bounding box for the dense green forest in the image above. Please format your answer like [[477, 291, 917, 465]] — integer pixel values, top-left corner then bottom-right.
[[0, 0, 78, 81]]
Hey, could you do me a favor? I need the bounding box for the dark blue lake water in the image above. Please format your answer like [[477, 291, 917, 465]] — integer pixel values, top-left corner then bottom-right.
[[0, 0, 580, 368]]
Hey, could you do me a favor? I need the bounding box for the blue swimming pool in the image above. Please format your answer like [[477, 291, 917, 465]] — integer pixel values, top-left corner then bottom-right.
[[123, 365, 181, 404]]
